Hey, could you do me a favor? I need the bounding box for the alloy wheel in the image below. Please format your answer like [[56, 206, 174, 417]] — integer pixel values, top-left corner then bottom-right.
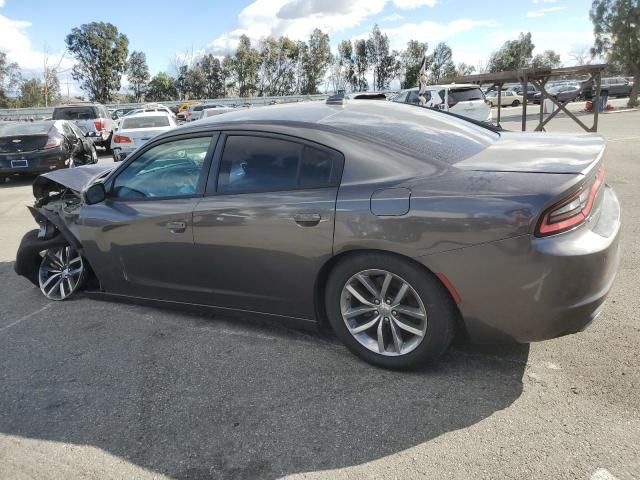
[[38, 246, 86, 301], [340, 269, 428, 356]]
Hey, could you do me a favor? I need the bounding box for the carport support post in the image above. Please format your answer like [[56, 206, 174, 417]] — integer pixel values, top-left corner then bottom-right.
[[521, 72, 528, 131], [592, 71, 602, 132], [539, 77, 547, 130], [496, 83, 502, 126]]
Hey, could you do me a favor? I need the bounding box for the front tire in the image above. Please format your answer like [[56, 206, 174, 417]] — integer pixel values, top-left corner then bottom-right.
[[512, 99, 520, 107], [325, 253, 456, 369], [38, 245, 87, 301]]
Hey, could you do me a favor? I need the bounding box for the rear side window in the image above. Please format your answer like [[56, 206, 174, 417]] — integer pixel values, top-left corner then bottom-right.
[[121, 116, 170, 129], [216, 135, 340, 194], [449, 88, 484, 102], [52, 107, 97, 120], [407, 90, 429, 104]]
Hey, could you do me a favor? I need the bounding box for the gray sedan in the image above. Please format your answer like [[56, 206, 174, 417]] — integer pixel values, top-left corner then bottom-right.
[[15, 100, 621, 369]]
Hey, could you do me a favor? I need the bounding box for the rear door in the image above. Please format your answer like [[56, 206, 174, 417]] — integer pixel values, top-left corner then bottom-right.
[[191, 132, 343, 319]]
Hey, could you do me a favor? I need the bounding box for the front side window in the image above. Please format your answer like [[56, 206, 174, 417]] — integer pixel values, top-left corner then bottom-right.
[[112, 136, 212, 199], [216, 136, 340, 194]]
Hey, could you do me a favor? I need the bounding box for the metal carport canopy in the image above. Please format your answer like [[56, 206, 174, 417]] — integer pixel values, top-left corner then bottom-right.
[[458, 64, 608, 132]]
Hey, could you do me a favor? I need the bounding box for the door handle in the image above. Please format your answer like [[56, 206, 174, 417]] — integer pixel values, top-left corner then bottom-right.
[[293, 213, 321, 227], [166, 221, 187, 233]]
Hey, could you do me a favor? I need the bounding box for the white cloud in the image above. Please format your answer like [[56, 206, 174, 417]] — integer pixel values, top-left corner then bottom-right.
[[206, 0, 436, 55], [0, 14, 73, 74], [392, 0, 437, 8], [379, 18, 499, 49], [526, 6, 567, 18], [0, 0, 5, 8], [382, 13, 404, 22], [532, 0, 557, 3]]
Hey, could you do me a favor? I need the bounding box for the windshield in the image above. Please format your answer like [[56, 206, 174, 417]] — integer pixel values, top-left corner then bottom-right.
[[449, 88, 484, 102], [0, 122, 52, 136], [52, 107, 97, 120], [121, 116, 171, 129]]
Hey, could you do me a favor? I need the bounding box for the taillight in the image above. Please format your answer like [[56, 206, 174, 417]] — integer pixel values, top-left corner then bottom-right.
[[536, 166, 605, 237], [43, 131, 62, 149], [113, 135, 132, 143], [94, 120, 105, 131]]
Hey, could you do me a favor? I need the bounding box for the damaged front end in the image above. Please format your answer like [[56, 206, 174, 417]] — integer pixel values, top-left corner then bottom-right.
[[14, 165, 113, 297]]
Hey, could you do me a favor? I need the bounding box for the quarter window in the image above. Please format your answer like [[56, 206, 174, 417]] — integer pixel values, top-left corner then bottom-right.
[[216, 135, 340, 194], [113, 137, 212, 199]]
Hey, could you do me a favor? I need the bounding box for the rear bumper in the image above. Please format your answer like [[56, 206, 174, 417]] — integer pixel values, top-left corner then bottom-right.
[[0, 150, 67, 175], [419, 185, 621, 343]]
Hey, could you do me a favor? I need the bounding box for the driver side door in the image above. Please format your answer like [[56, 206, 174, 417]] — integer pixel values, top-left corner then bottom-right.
[[79, 133, 218, 301]]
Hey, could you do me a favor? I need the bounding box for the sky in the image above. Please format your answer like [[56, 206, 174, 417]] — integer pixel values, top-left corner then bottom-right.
[[0, 0, 596, 96]]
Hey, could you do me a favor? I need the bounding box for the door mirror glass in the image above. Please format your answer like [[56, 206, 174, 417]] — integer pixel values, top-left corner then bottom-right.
[[83, 183, 106, 205]]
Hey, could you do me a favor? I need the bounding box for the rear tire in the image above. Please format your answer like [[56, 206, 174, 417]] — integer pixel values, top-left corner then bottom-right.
[[325, 253, 456, 369], [103, 134, 113, 154]]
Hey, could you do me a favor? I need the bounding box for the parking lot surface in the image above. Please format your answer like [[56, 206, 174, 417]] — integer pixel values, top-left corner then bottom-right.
[[1, 110, 639, 479]]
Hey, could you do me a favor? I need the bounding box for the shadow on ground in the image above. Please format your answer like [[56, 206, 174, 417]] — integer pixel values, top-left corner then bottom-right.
[[0, 261, 529, 480], [0, 175, 36, 189]]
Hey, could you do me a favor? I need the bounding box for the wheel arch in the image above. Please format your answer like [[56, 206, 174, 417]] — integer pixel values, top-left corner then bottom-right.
[[314, 248, 467, 339]]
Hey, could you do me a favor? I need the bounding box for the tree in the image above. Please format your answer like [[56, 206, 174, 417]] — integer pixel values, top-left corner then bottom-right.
[[231, 34, 259, 97], [366, 25, 400, 91], [337, 40, 357, 92], [258, 36, 299, 96], [569, 46, 592, 66], [455, 62, 476, 78], [65, 22, 129, 103], [127, 51, 150, 102], [42, 67, 61, 106], [184, 67, 206, 99], [531, 50, 562, 69], [591, 0, 640, 107], [488, 32, 535, 72], [400, 40, 429, 89], [300, 29, 332, 94], [354, 39, 369, 91], [221, 55, 234, 97], [175, 65, 189, 99], [146, 72, 177, 101], [200, 54, 223, 98], [0, 51, 22, 107], [429, 42, 456, 83], [20, 78, 43, 107]]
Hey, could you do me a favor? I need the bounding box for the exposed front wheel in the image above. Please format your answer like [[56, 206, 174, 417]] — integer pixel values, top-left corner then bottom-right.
[[325, 253, 456, 369], [38, 246, 87, 300]]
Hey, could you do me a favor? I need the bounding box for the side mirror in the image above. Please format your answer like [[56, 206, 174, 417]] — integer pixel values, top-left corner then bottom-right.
[[83, 183, 106, 205], [85, 131, 97, 138]]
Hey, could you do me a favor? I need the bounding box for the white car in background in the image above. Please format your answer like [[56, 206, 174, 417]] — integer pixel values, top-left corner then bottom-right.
[[485, 89, 524, 107], [393, 84, 492, 123], [198, 107, 236, 120], [111, 112, 176, 161]]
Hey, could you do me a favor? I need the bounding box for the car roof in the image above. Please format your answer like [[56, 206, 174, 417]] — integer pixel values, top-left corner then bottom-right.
[[400, 84, 481, 92], [123, 111, 172, 118]]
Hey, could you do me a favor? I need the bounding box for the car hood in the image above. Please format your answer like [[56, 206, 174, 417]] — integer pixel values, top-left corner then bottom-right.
[[453, 132, 605, 175], [33, 164, 115, 200]]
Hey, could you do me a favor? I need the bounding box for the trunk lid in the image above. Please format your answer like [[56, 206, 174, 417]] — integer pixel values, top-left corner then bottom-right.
[[119, 127, 168, 148], [454, 132, 605, 175], [0, 135, 48, 154]]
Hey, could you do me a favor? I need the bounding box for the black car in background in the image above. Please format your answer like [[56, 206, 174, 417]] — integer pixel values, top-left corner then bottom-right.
[[507, 83, 538, 101], [0, 120, 98, 182]]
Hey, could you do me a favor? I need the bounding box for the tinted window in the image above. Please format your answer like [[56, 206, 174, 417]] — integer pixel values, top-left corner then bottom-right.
[[113, 137, 211, 199], [60, 122, 75, 139], [121, 116, 170, 129], [449, 88, 484, 102], [407, 90, 429, 104], [0, 121, 52, 136], [52, 107, 97, 120], [393, 92, 407, 103], [300, 146, 335, 187], [217, 136, 302, 193]]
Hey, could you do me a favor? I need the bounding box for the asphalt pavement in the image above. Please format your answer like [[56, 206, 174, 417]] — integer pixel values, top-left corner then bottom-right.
[[0, 108, 639, 480]]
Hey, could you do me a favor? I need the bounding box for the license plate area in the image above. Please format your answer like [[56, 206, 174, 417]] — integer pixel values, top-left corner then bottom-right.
[[11, 159, 28, 168]]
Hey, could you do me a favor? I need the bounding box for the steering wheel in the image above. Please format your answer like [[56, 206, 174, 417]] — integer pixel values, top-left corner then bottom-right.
[[155, 168, 198, 195]]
